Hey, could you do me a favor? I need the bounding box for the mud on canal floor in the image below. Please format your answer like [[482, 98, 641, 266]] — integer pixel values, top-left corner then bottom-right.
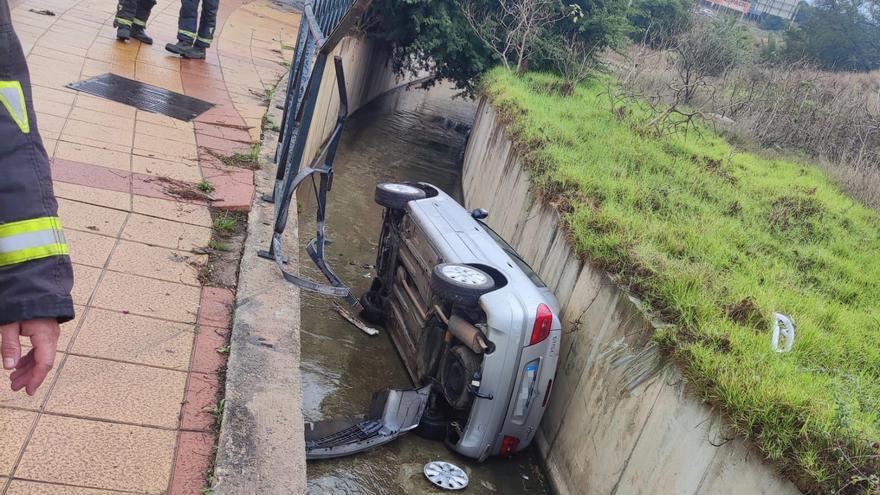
[[296, 83, 551, 494]]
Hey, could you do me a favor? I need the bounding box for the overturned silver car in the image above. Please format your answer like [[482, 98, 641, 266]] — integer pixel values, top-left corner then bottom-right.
[[354, 182, 562, 461]]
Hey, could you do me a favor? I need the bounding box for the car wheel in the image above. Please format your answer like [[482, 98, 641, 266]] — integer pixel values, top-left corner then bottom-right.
[[414, 406, 448, 441], [358, 288, 385, 325], [440, 345, 481, 410], [431, 263, 495, 307], [374, 183, 426, 210]]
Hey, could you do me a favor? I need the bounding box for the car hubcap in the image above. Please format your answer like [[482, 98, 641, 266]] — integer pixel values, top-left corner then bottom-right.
[[424, 461, 469, 490], [441, 265, 487, 286], [384, 183, 421, 195]]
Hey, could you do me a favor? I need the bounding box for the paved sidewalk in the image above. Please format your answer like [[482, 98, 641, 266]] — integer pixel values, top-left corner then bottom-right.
[[0, 0, 297, 493]]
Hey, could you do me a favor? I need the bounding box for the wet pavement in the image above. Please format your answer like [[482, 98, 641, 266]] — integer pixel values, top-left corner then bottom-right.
[[297, 84, 552, 494]]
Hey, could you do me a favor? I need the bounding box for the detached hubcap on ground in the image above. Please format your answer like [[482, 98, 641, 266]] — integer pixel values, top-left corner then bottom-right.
[[424, 461, 469, 490]]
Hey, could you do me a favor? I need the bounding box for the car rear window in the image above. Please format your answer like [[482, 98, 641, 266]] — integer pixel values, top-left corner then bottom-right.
[[478, 221, 547, 288]]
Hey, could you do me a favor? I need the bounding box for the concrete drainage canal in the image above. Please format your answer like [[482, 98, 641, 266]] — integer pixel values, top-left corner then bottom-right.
[[298, 83, 551, 494]]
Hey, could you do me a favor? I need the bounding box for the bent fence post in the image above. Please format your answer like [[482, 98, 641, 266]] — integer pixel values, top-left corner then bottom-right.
[[258, 0, 371, 306]]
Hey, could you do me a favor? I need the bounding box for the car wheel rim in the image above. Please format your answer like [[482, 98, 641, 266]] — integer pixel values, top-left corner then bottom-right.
[[441, 265, 487, 286], [424, 461, 469, 490], [383, 183, 421, 195]]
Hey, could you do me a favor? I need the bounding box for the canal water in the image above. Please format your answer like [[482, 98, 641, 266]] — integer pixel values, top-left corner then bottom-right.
[[297, 83, 552, 494]]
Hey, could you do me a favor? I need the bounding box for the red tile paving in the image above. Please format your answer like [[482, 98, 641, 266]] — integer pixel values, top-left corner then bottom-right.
[[0, 0, 299, 493]]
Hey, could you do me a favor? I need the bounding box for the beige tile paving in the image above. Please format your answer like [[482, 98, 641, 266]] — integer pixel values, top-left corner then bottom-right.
[[57, 199, 128, 235], [6, 480, 120, 495], [108, 240, 204, 286], [65, 229, 117, 268], [0, 409, 37, 476], [16, 415, 176, 492], [71, 309, 195, 370], [132, 196, 213, 227], [92, 271, 201, 323], [131, 154, 203, 183], [122, 213, 212, 252], [53, 183, 131, 211], [55, 141, 131, 171], [71, 264, 102, 306], [46, 355, 187, 428]]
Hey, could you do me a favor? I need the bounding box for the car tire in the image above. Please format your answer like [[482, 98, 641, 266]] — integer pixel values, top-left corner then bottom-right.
[[440, 345, 481, 410], [414, 407, 448, 441], [431, 263, 495, 307], [374, 183, 426, 210], [358, 288, 385, 325]]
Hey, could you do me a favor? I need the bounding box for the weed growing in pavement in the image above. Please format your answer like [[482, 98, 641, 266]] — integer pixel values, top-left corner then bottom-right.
[[216, 343, 231, 354], [261, 113, 280, 132], [197, 180, 215, 194], [206, 145, 262, 170], [212, 216, 237, 233], [484, 68, 880, 494], [208, 239, 233, 252]]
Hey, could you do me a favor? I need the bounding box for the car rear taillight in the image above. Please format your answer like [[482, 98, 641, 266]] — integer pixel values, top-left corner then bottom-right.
[[542, 379, 553, 408], [529, 303, 552, 346], [500, 435, 520, 456]]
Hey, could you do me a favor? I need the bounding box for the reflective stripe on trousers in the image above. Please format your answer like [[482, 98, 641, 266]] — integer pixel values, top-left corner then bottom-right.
[[0, 217, 69, 266]]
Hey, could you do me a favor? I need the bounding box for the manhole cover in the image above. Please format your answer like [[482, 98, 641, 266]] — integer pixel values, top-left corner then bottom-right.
[[67, 73, 214, 122], [424, 461, 468, 490]]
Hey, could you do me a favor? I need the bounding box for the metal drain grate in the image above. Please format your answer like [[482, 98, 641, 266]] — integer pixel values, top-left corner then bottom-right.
[[66, 73, 214, 122]]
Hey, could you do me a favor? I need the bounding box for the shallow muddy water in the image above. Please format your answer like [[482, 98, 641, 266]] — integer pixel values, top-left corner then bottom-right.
[[297, 83, 551, 495]]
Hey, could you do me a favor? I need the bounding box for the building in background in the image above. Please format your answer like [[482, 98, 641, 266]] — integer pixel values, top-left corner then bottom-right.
[[749, 0, 800, 19], [698, 0, 752, 16]]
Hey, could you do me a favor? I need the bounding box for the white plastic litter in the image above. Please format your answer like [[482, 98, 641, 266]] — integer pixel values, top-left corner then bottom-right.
[[771, 313, 796, 353]]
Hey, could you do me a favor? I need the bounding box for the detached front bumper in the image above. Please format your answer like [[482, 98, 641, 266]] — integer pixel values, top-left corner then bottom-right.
[[305, 385, 431, 460]]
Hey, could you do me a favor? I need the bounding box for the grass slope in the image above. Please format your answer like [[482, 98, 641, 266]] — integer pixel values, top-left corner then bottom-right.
[[483, 68, 880, 493]]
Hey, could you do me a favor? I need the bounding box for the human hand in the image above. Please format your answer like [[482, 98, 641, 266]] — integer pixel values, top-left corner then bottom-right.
[[1, 318, 60, 395]]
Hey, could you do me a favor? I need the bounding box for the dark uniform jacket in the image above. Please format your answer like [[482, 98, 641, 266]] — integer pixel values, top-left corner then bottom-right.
[[0, 0, 74, 325]]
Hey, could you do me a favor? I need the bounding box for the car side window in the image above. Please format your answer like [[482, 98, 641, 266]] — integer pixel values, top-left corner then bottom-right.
[[477, 220, 547, 288]]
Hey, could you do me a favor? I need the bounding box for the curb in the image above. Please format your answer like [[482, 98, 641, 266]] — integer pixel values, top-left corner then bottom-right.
[[212, 72, 307, 494]]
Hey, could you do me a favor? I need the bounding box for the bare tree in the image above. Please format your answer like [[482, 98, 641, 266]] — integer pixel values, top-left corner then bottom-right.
[[671, 19, 746, 103], [461, 0, 560, 72], [552, 33, 599, 95]]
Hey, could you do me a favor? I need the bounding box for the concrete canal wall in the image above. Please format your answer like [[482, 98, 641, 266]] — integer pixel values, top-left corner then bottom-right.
[[461, 100, 802, 495], [301, 36, 411, 164]]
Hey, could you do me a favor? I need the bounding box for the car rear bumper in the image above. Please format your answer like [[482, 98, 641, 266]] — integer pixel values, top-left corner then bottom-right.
[[447, 291, 560, 460]]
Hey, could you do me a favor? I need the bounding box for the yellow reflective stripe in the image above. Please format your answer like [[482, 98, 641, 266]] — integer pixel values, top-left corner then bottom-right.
[[132, 18, 146, 26], [0, 243, 69, 267], [197, 36, 212, 44], [178, 29, 197, 39], [115, 17, 133, 26], [0, 216, 63, 238], [0, 81, 30, 134]]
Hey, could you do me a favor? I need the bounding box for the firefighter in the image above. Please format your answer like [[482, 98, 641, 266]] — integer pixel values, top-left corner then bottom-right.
[[164, 0, 219, 60], [114, 0, 156, 44], [0, 0, 74, 395]]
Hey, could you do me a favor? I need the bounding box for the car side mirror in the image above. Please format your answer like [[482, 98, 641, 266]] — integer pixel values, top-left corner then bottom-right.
[[471, 208, 489, 220]]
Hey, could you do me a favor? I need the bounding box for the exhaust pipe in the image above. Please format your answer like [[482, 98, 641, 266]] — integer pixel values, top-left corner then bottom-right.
[[448, 315, 489, 354]]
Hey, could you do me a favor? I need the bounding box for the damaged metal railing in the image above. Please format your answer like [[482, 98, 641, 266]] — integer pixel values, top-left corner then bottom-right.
[[259, 0, 373, 305]]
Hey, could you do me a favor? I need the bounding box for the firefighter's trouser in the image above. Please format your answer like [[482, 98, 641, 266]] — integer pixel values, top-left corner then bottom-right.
[[115, 0, 157, 31], [0, 0, 75, 325], [177, 0, 219, 48]]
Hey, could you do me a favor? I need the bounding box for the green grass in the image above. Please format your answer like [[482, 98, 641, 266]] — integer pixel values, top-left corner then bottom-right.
[[197, 180, 215, 194], [212, 216, 238, 233], [483, 68, 880, 493]]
